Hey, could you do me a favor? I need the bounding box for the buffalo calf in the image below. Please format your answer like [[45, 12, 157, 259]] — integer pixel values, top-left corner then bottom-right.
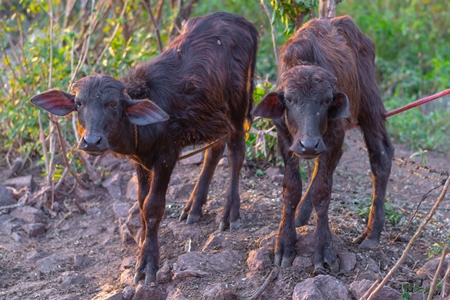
[[253, 16, 394, 275], [31, 12, 258, 284]]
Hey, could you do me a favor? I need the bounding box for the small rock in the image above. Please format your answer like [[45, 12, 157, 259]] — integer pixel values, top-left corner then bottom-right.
[[125, 202, 141, 238], [121, 257, 137, 270], [293, 256, 312, 269], [355, 270, 376, 281], [202, 232, 224, 252], [11, 232, 23, 242], [102, 173, 122, 199], [105, 292, 123, 300], [120, 269, 134, 286], [74, 186, 98, 201], [350, 279, 402, 300], [113, 201, 132, 220], [0, 220, 21, 235], [410, 292, 426, 300], [27, 250, 48, 262], [417, 254, 450, 279], [22, 223, 46, 237], [122, 286, 135, 300], [120, 220, 136, 245], [203, 283, 224, 300], [132, 285, 167, 300], [365, 257, 381, 273], [0, 184, 16, 206], [167, 220, 201, 241], [60, 271, 89, 286], [295, 226, 316, 255], [337, 251, 356, 273], [214, 290, 238, 300], [126, 176, 138, 200], [10, 206, 46, 223], [4, 175, 34, 190], [173, 251, 240, 280], [257, 230, 276, 250], [166, 288, 189, 300], [167, 183, 195, 201], [156, 261, 172, 283], [74, 255, 92, 269], [293, 275, 351, 300], [36, 253, 75, 274], [247, 247, 271, 272]]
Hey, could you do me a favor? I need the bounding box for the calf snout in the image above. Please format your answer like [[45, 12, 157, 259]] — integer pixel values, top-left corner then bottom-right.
[[78, 133, 109, 155], [291, 138, 326, 158]]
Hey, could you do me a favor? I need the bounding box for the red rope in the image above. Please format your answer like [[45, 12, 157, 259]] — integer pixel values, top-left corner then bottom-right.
[[346, 88, 450, 130]]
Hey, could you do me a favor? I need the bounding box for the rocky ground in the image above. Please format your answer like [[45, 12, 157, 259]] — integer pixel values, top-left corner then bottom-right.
[[0, 129, 449, 300]]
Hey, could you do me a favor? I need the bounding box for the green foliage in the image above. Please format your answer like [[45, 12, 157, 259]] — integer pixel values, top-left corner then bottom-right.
[[428, 238, 450, 258], [339, 0, 450, 152], [270, 0, 318, 34]]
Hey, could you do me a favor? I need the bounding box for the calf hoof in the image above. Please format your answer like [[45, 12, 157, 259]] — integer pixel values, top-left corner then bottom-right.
[[219, 219, 241, 231], [178, 211, 188, 222], [312, 261, 339, 276], [359, 238, 379, 249], [186, 213, 201, 224], [134, 269, 156, 285], [274, 254, 295, 268]]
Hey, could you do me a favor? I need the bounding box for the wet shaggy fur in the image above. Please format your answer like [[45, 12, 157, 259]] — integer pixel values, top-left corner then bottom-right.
[[255, 16, 394, 275], [40, 12, 258, 284]]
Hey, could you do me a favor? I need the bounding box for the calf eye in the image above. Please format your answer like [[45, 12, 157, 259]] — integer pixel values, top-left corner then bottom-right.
[[285, 97, 293, 104], [110, 101, 118, 109], [75, 101, 82, 108]]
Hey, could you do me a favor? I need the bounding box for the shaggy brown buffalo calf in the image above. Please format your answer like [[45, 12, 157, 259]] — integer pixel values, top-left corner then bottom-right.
[[253, 16, 394, 275], [30, 12, 258, 284]]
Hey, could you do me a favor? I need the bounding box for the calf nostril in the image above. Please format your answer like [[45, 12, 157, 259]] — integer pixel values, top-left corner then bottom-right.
[[314, 140, 320, 151]]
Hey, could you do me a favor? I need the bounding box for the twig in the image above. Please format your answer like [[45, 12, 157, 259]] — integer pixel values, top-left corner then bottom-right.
[[376, 184, 442, 248], [94, 0, 129, 66], [367, 175, 450, 300], [428, 245, 449, 300], [250, 265, 280, 300], [442, 260, 450, 298], [360, 277, 381, 300], [51, 118, 90, 189], [260, 0, 279, 64], [141, 0, 164, 53]]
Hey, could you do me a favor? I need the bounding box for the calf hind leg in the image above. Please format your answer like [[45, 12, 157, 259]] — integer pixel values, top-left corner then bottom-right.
[[219, 130, 246, 231], [179, 140, 226, 224], [354, 114, 394, 248]]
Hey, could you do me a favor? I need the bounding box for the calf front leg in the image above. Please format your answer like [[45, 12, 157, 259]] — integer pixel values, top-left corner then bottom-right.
[[179, 140, 226, 224], [274, 135, 302, 267], [134, 158, 176, 285], [136, 165, 152, 244], [309, 146, 343, 275]]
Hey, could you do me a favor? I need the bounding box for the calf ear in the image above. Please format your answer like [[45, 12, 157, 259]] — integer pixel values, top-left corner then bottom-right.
[[30, 90, 75, 116], [329, 92, 351, 120], [252, 92, 285, 119], [125, 99, 169, 125]]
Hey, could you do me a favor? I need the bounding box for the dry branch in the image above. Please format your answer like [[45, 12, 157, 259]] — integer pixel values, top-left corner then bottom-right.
[[260, 0, 279, 64], [367, 175, 450, 300], [428, 245, 449, 300]]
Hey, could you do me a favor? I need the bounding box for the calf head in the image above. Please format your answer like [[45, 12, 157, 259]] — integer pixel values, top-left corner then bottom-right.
[[30, 75, 169, 155], [253, 65, 350, 159]]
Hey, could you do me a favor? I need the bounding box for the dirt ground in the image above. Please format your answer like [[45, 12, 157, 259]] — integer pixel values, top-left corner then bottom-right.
[[0, 129, 449, 300]]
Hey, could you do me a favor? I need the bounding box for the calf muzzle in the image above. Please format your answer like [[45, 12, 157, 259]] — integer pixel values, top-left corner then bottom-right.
[[290, 137, 326, 158], [78, 133, 109, 155]]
